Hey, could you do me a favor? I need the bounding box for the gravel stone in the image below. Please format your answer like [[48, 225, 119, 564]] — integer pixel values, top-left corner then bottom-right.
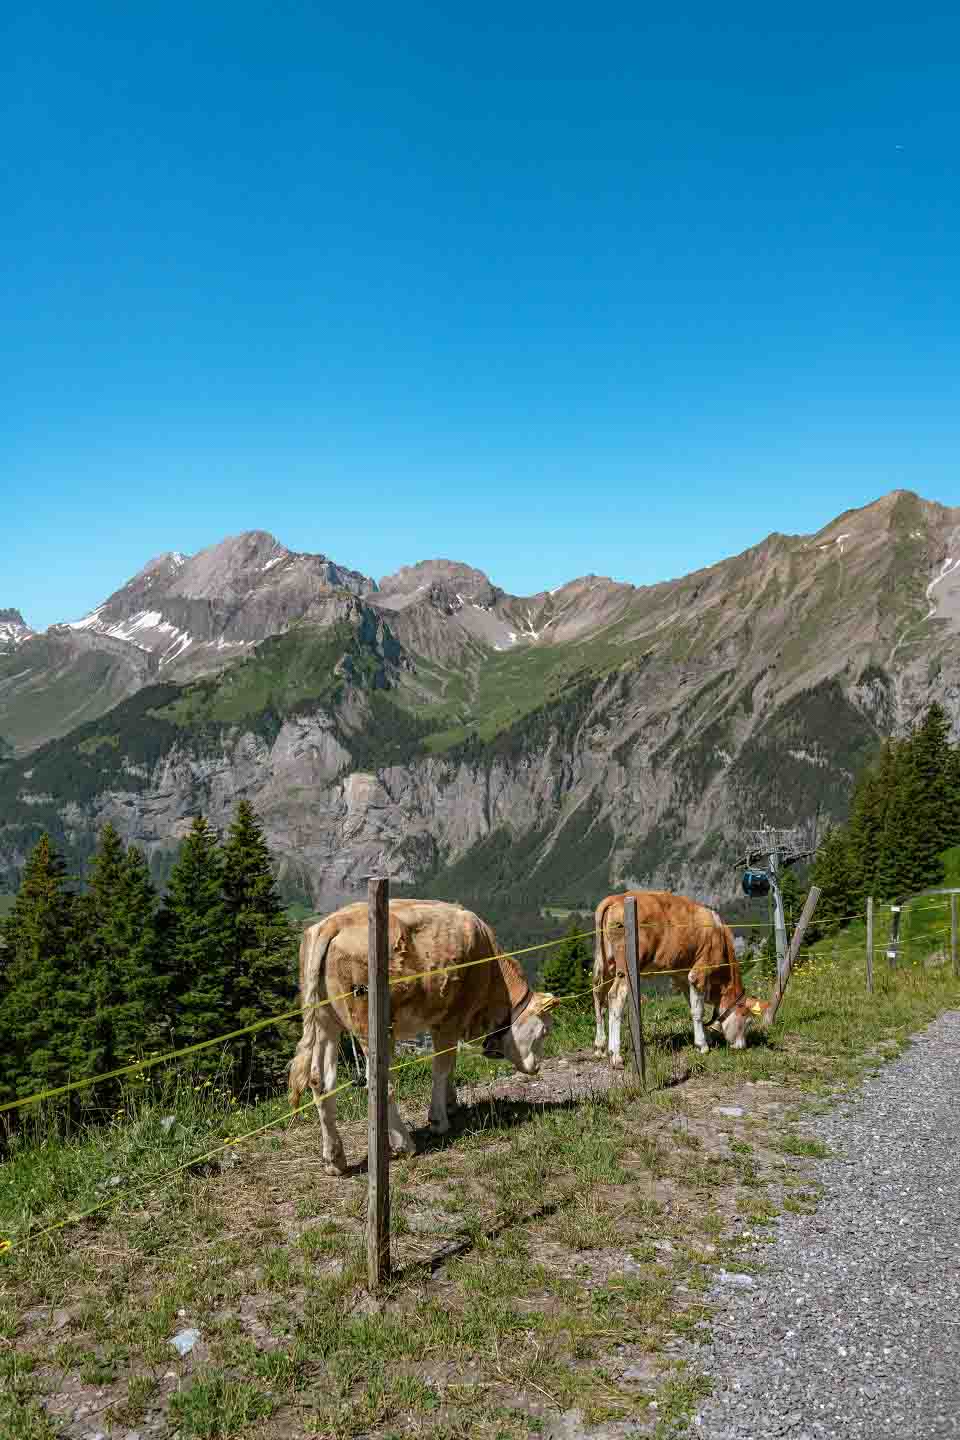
[[168, 1327, 200, 1356], [686, 1010, 960, 1438], [713, 1106, 746, 1118], [714, 1270, 756, 1289]]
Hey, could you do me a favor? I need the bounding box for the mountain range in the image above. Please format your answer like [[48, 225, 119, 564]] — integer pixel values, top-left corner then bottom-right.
[[3, 489, 960, 929]]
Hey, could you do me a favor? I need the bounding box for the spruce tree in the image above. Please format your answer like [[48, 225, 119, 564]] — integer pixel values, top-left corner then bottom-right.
[[219, 801, 297, 1091], [0, 834, 80, 1104], [847, 742, 900, 904], [874, 709, 950, 900], [541, 920, 591, 997], [69, 827, 166, 1094], [810, 825, 854, 936], [776, 867, 803, 933], [908, 703, 951, 888], [161, 816, 231, 1068]]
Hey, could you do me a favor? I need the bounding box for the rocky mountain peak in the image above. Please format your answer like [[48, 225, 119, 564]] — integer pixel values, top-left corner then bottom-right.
[[55, 531, 377, 680], [0, 609, 32, 653], [378, 559, 500, 609]]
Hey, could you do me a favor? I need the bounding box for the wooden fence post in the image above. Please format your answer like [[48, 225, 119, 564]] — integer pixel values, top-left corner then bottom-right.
[[865, 897, 874, 994], [952, 894, 958, 980], [622, 897, 646, 1088], [366, 877, 391, 1289], [763, 886, 821, 1030]]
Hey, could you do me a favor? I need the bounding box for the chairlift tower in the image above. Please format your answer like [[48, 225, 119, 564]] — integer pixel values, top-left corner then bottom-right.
[[736, 815, 820, 976]]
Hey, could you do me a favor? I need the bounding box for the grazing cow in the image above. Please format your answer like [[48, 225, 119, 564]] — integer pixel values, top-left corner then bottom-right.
[[289, 899, 556, 1173], [592, 890, 767, 1064]]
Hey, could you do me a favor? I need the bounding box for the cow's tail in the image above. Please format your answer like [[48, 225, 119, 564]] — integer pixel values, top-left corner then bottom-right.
[[288, 925, 335, 1110], [593, 897, 614, 988]]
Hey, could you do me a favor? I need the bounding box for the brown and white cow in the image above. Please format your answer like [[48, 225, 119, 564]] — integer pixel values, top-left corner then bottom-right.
[[593, 890, 767, 1063], [289, 899, 556, 1173]]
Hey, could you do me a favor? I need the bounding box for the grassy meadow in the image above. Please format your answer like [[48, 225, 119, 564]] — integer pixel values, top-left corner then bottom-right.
[[1, 923, 959, 1440]]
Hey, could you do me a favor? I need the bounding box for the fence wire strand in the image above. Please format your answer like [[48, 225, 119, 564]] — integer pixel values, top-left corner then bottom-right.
[[7, 889, 954, 1118]]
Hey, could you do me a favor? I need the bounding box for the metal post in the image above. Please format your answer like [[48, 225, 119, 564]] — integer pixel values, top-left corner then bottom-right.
[[952, 895, 958, 979], [866, 897, 874, 994], [764, 886, 821, 1029], [888, 905, 901, 968], [622, 897, 647, 1088], [366, 877, 390, 1289], [768, 849, 788, 977]]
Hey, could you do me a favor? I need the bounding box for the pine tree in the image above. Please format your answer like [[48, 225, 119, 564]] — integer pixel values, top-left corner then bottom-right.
[[847, 742, 900, 904], [810, 825, 854, 936], [908, 703, 951, 888], [777, 866, 804, 933], [541, 920, 591, 997], [161, 816, 231, 1067], [69, 827, 166, 1094], [219, 801, 297, 1091], [0, 834, 80, 1104], [874, 709, 950, 900]]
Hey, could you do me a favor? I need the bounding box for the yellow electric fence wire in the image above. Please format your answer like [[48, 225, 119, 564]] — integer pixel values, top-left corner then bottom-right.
[[4, 1012, 528, 1251], [5, 895, 953, 1118]]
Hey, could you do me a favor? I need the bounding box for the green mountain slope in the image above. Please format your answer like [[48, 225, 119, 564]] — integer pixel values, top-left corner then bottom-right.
[[3, 489, 960, 929]]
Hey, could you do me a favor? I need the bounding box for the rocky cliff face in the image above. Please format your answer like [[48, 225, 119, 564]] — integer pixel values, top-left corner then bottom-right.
[[4, 491, 960, 915]]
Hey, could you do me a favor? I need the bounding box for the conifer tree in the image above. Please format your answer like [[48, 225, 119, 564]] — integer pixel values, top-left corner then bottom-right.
[[846, 742, 900, 904], [0, 834, 79, 1103], [776, 866, 803, 933], [810, 825, 854, 935], [69, 827, 165, 1091], [908, 702, 951, 887], [219, 801, 297, 1090], [541, 919, 591, 997], [161, 816, 231, 1065]]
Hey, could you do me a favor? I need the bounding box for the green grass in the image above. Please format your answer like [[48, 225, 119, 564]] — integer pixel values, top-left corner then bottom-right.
[[1, 934, 958, 1439]]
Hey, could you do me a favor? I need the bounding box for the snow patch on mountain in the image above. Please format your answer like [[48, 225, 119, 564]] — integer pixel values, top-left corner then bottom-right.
[[0, 609, 32, 650]]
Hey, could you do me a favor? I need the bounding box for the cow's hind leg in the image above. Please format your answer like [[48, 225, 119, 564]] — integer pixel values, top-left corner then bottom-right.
[[428, 1028, 459, 1135], [688, 978, 710, 1055], [607, 975, 628, 1069], [311, 1015, 348, 1174], [593, 983, 607, 1056], [386, 1042, 416, 1156]]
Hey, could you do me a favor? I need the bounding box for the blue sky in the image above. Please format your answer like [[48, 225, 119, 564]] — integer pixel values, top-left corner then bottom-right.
[[5, 2, 960, 629]]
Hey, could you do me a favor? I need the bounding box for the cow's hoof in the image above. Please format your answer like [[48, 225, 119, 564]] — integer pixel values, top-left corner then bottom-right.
[[696, 1043, 710, 1056], [323, 1149, 348, 1176], [389, 1135, 416, 1157], [610, 1054, 624, 1070]]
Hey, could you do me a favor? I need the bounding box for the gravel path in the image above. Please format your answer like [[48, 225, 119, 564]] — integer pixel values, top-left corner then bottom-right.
[[688, 1010, 960, 1439]]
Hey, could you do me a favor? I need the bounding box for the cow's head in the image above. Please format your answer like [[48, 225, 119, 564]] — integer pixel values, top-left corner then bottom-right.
[[716, 994, 768, 1049], [484, 991, 557, 1074]]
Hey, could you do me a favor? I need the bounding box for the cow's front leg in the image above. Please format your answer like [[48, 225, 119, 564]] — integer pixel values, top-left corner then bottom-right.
[[608, 975, 628, 1069], [428, 1030, 458, 1134], [688, 979, 710, 1054]]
